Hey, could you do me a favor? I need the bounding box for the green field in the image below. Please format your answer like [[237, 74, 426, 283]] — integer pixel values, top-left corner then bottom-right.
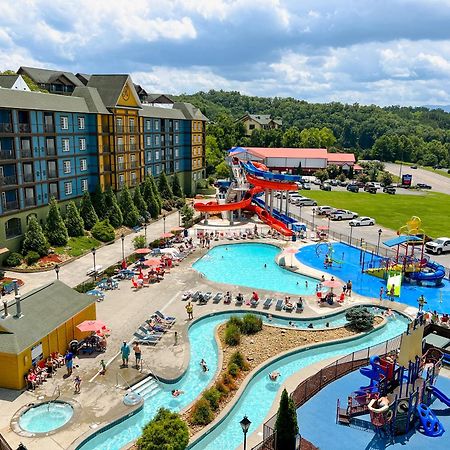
[[305, 191, 450, 238], [420, 166, 450, 179], [55, 236, 101, 257]]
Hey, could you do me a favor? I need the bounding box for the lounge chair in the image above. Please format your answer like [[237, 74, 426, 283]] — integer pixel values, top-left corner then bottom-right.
[[155, 310, 176, 324], [263, 298, 273, 309], [275, 299, 283, 311], [133, 332, 159, 345], [213, 293, 223, 303], [250, 299, 259, 307], [284, 303, 294, 312], [182, 291, 192, 301], [192, 291, 201, 301], [138, 326, 164, 338], [204, 292, 212, 301]]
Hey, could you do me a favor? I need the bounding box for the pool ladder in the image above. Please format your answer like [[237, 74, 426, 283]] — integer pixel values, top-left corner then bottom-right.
[[48, 385, 61, 410]]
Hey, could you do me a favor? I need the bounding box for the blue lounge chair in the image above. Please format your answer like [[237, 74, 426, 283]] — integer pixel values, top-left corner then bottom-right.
[[263, 298, 273, 309], [235, 295, 244, 306], [213, 293, 223, 304], [155, 310, 176, 324], [133, 332, 159, 345], [275, 299, 283, 311], [192, 291, 200, 301]]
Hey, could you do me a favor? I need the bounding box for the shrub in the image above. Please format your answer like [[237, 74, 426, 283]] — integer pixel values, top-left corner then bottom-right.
[[171, 173, 183, 198], [228, 316, 243, 328], [22, 216, 49, 256], [25, 251, 40, 265], [162, 199, 173, 211], [158, 171, 173, 200], [224, 323, 241, 346], [79, 191, 99, 230], [241, 314, 263, 335], [190, 398, 214, 425], [65, 201, 85, 237], [227, 363, 240, 378], [274, 389, 299, 450], [229, 351, 249, 371], [345, 307, 375, 331], [45, 197, 69, 246], [91, 219, 115, 242], [133, 235, 146, 249], [5, 252, 23, 267], [221, 373, 237, 390], [202, 387, 221, 411], [215, 380, 229, 395], [104, 186, 123, 228], [118, 186, 140, 227], [75, 280, 96, 293]]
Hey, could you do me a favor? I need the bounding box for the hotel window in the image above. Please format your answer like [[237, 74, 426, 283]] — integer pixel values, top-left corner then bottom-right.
[[146, 136, 151, 146], [155, 135, 160, 146], [62, 138, 70, 152], [64, 181, 72, 195], [175, 135, 179, 145], [130, 136, 136, 150], [154, 120, 159, 131], [146, 120, 151, 131], [175, 148, 179, 157], [131, 172, 137, 183], [118, 174, 125, 186], [155, 150, 160, 160], [174, 121, 179, 131], [116, 117, 123, 132], [78, 116, 85, 130], [147, 152, 152, 162], [129, 118, 135, 132], [118, 156, 124, 171], [79, 138, 86, 151], [80, 159, 87, 171], [60, 116, 68, 130], [63, 160, 71, 173], [81, 178, 88, 192], [175, 161, 180, 171]]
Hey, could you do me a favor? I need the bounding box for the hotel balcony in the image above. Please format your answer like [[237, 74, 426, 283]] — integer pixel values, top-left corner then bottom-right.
[[23, 173, 34, 183], [46, 147, 57, 156], [21, 148, 33, 158], [2, 200, 19, 211], [24, 197, 36, 207], [47, 170, 58, 179], [0, 149, 15, 160], [0, 175, 18, 187], [18, 123, 31, 133], [129, 144, 137, 151], [44, 124, 55, 133], [0, 123, 13, 133], [116, 125, 124, 133], [117, 144, 125, 153], [130, 178, 137, 187], [130, 161, 138, 169], [117, 163, 125, 171]]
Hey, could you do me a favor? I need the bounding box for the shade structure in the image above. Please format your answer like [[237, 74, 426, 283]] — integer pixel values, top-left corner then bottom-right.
[[134, 248, 151, 255], [171, 227, 184, 232], [322, 280, 342, 289], [317, 226, 329, 231], [284, 247, 299, 267], [160, 232, 174, 239], [77, 320, 108, 333], [143, 258, 162, 267]]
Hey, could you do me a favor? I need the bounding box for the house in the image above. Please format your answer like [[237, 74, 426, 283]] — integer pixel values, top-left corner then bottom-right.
[[237, 114, 282, 136], [0, 74, 30, 92], [326, 152, 356, 172]]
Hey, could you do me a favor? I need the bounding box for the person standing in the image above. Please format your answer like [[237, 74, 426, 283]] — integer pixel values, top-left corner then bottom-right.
[[379, 286, 384, 301], [65, 350, 73, 376], [346, 280, 352, 297], [120, 341, 130, 367], [133, 342, 141, 369], [185, 302, 194, 320], [74, 376, 81, 394], [389, 284, 395, 301], [418, 294, 427, 312]]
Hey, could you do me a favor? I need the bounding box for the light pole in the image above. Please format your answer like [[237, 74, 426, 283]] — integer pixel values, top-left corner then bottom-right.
[[144, 221, 148, 243], [377, 229, 382, 255], [349, 224, 353, 245], [163, 214, 166, 233], [240, 416, 251, 450], [328, 216, 331, 238], [54, 264, 60, 280], [91, 247, 97, 280], [312, 207, 316, 232], [121, 233, 125, 261], [178, 208, 181, 227], [298, 204, 302, 222]]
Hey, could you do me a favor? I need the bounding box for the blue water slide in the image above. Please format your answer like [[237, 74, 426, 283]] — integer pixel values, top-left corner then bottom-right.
[[429, 386, 450, 407], [242, 161, 302, 182], [416, 403, 445, 437], [253, 197, 297, 226], [359, 355, 385, 390], [408, 261, 445, 283]]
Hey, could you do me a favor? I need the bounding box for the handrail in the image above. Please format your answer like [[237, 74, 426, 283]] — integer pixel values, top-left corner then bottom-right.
[[0, 433, 13, 450], [139, 359, 161, 384], [115, 372, 132, 390], [47, 385, 61, 410]]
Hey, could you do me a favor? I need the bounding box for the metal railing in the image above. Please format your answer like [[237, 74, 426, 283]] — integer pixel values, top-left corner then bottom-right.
[[20, 148, 33, 158], [18, 123, 31, 133], [0, 175, 17, 186], [24, 197, 36, 206], [0, 433, 13, 450], [115, 372, 132, 390], [44, 124, 55, 132], [0, 123, 13, 133], [0, 149, 14, 159]]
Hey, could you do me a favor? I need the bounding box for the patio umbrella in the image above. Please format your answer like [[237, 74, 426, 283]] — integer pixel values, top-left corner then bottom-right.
[[317, 226, 329, 231], [171, 226, 184, 232], [134, 248, 151, 255], [160, 232, 174, 239], [322, 280, 342, 289], [77, 320, 108, 333], [284, 247, 299, 268], [143, 258, 162, 267]]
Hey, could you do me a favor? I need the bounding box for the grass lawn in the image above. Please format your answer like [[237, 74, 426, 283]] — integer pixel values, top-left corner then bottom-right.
[[306, 191, 450, 238], [54, 235, 101, 257], [420, 166, 450, 179]]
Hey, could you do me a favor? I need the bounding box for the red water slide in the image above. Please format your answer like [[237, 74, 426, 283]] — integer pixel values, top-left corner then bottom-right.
[[246, 204, 293, 236], [193, 187, 262, 213], [246, 174, 298, 191]]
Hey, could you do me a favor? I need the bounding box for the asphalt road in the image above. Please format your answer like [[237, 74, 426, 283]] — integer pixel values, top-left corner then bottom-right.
[[384, 162, 450, 195]]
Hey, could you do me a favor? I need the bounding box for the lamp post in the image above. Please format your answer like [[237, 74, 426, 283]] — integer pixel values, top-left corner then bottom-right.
[[178, 208, 181, 227], [328, 216, 331, 237], [312, 207, 316, 232], [298, 204, 302, 222], [240, 416, 251, 450], [349, 223, 354, 245], [144, 221, 148, 243], [163, 214, 166, 234], [91, 247, 97, 280], [54, 264, 60, 280], [377, 229, 382, 255], [121, 234, 125, 261]]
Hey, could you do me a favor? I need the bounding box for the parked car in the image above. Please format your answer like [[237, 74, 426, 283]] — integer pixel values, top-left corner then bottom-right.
[[425, 237, 450, 255], [330, 209, 358, 220], [416, 183, 432, 189], [320, 183, 332, 191], [312, 179, 322, 185], [346, 184, 359, 193], [316, 205, 336, 216], [302, 183, 312, 190], [355, 181, 366, 188], [349, 216, 376, 227], [366, 186, 377, 194], [330, 179, 339, 186], [297, 198, 318, 206], [338, 180, 348, 187], [410, 165, 418, 169], [383, 186, 396, 194]]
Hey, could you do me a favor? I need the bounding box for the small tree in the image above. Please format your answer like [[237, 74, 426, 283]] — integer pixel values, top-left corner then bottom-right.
[[45, 197, 69, 246], [314, 169, 329, 183], [91, 184, 107, 220], [22, 216, 49, 256], [345, 307, 375, 331], [171, 173, 183, 198], [274, 389, 299, 450], [380, 171, 393, 186], [158, 171, 173, 200], [79, 191, 99, 230], [149, 174, 162, 210], [180, 204, 194, 227], [357, 173, 370, 184], [133, 235, 146, 249], [133, 186, 148, 217], [216, 161, 231, 179], [91, 219, 115, 242], [137, 408, 189, 450], [104, 186, 123, 228], [118, 186, 140, 227], [65, 201, 85, 237]]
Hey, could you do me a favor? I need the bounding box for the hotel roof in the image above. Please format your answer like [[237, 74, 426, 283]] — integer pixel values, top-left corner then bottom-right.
[[244, 147, 328, 159], [327, 152, 356, 163]]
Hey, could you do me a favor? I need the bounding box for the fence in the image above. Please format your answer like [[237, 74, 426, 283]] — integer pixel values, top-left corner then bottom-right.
[[251, 333, 403, 450], [0, 434, 12, 450]]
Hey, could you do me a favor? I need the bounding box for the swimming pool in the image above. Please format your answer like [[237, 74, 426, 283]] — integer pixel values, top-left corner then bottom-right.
[[193, 243, 318, 295], [76, 308, 408, 450], [296, 243, 450, 314], [19, 401, 73, 434]]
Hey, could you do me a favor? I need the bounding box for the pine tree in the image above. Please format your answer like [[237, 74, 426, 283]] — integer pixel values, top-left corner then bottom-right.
[[274, 389, 299, 450], [141, 177, 159, 219], [65, 201, 85, 237], [91, 184, 107, 220], [118, 186, 140, 227], [133, 186, 148, 217], [148, 174, 162, 212], [104, 186, 123, 228], [22, 216, 49, 256], [45, 197, 69, 246], [171, 173, 183, 198], [158, 171, 173, 200], [79, 191, 99, 230]]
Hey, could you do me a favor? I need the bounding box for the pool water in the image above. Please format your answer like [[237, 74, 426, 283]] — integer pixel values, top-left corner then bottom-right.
[[77, 309, 409, 450], [296, 243, 450, 314], [19, 401, 73, 433], [193, 243, 318, 295]]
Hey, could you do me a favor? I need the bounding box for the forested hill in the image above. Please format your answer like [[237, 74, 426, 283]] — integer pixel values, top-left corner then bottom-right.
[[175, 90, 450, 167]]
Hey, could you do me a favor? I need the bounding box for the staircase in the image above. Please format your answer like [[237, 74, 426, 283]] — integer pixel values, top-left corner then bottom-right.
[[130, 376, 161, 400]]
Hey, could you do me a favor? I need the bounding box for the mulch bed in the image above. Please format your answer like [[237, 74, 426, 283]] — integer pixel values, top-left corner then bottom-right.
[[0, 277, 24, 287], [38, 254, 62, 264]]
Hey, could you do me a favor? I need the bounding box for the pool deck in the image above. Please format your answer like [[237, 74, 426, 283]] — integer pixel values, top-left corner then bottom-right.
[[0, 234, 420, 450]]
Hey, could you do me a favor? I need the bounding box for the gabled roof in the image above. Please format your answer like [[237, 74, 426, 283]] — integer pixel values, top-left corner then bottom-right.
[[86, 74, 141, 108], [0, 74, 21, 89], [140, 104, 185, 119], [72, 87, 110, 114], [134, 84, 148, 97], [240, 114, 282, 126], [76, 73, 91, 85], [144, 93, 174, 104], [173, 102, 208, 121], [0, 281, 95, 354], [244, 147, 328, 159], [327, 153, 356, 163], [18, 66, 83, 87]]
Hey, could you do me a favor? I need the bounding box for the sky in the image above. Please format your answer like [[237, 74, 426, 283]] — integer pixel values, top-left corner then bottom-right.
[[2, 0, 450, 106]]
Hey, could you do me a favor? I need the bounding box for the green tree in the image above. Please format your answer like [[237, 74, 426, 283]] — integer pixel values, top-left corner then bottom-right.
[[91, 219, 115, 242], [22, 216, 49, 256], [171, 173, 183, 198], [65, 201, 85, 237], [319, 126, 337, 147], [314, 169, 329, 183], [148, 174, 162, 210], [205, 135, 224, 175], [327, 164, 340, 179], [380, 171, 393, 186], [141, 177, 160, 219], [274, 389, 299, 450], [133, 186, 148, 217], [133, 235, 146, 249], [345, 307, 375, 331], [282, 126, 301, 147], [158, 172, 173, 200], [91, 184, 107, 220], [180, 204, 194, 227], [216, 161, 231, 178], [137, 408, 189, 450], [357, 173, 370, 184], [119, 186, 140, 227], [45, 197, 69, 246], [79, 191, 99, 230], [104, 186, 123, 228]]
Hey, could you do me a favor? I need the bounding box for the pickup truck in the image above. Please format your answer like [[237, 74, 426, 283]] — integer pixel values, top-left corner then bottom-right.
[[425, 237, 450, 255], [330, 209, 358, 221]]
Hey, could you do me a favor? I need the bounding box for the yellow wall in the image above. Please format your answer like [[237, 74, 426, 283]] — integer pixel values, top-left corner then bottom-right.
[[191, 120, 205, 174], [0, 303, 96, 390]]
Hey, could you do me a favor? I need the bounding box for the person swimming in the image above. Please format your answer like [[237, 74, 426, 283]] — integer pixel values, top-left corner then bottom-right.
[[172, 389, 184, 397], [269, 371, 280, 381], [200, 359, 209, 372]]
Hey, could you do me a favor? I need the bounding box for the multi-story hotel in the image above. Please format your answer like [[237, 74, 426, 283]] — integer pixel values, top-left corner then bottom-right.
[[0, 67, 206, 255]]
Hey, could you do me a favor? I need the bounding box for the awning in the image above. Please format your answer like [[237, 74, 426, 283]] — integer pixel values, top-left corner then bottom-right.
[[0, 247, 10, 255], [383, 236, 422, 247], [424, 333, 450, 350]]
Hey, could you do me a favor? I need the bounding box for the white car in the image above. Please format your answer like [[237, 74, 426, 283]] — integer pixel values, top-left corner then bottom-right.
[[297, 198, 318, 206], [316, 205, 335, 216], [349, 216, 376, 227], [425, 237, 450, 255], [330, 209, 358, 221]]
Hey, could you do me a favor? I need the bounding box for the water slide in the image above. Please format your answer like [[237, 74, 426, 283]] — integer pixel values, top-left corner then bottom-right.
[[408, 261, 445, 283], [246, 204, 293, 237], [193, 187, 262, 213], [416, 403, 445, 437], [241, 161, 302, 183], [429, 386, 450, 407], [358, 356, 386, 393]]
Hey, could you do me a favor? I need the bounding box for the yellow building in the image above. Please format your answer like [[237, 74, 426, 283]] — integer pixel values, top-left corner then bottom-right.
[[0, 281, 96, 390]]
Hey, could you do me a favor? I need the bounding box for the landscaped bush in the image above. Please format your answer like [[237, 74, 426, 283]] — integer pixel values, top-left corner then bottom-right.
[[241, 314, 263, 334], [190, 398, 214, 425], [133, 235, 146, 249], [229, 351, 249, 371], [202, 387, 221, 411], [224, 323, 241, 346], [227, 363, 240, 378], [221, 373, 237, 390], [345, 307, 375, 331], [228, 316, 243, 328], [25, 251, 40, 265], [149, 238, 164, 249], [215, 380, 229, 395], [91, 219, 115, 242], [5, 252, 22, 267], [162, 200, 173, 211], [75, 280, 96, 293]]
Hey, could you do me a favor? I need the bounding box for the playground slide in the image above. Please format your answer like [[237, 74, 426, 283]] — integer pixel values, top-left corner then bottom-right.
[[246, 204, 293, 237], [387, 272, 402, 297], [429, 386, 450, 407], [359, 356, 386, 391], [416, 403, 445, 437], [408, 261, 445, 283]]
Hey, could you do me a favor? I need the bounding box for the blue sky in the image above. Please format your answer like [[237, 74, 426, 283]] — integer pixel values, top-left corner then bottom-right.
[[2, 0, 450, 106]]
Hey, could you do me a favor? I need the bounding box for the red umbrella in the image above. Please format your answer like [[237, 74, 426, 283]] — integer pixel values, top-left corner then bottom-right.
[[143, 258, 162, 267], [161, 232, 174, 239], [134, 248, 151, 255], [284, 247, 299, 267], [77, 320, 108, 333], [317, 226, 329, 231], [322, 280, 342, 289]]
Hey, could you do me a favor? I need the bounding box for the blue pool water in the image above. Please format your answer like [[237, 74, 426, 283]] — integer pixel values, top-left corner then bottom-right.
[[77, 309, 409, 450], [19, 401, 73, 433], [193, 243, 318, 295], [296, 243, 450, 314]]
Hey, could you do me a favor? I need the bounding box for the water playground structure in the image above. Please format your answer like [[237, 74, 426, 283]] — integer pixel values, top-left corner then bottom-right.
[[337, 317, 448, 439]]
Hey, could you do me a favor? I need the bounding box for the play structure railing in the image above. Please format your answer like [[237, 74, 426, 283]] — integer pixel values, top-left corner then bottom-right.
[[251, 333, 403, 450], [0, 434, 12, 450]]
